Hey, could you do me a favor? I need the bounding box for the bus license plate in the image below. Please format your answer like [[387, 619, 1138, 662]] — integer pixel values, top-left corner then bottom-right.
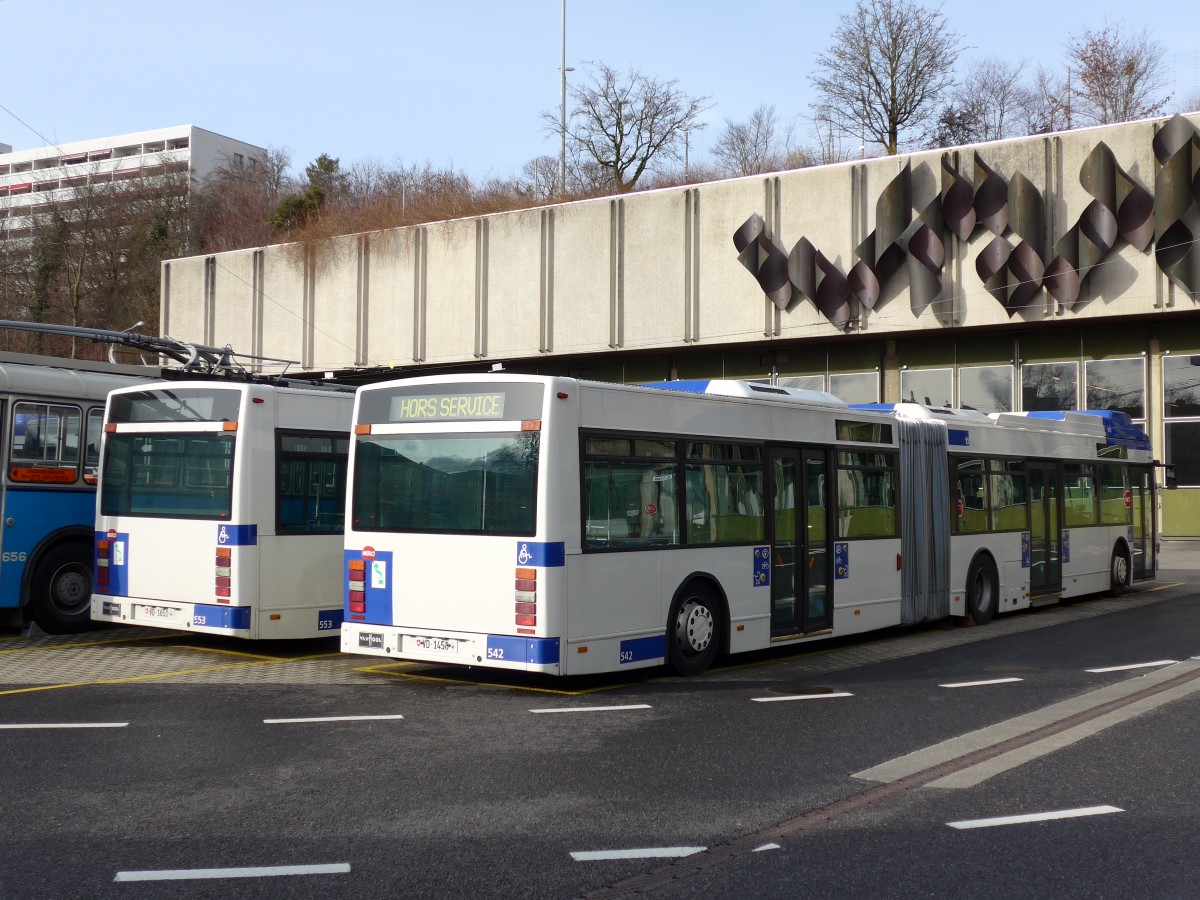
[[412, 636, 457, 654], [135, 604, 177, 621]]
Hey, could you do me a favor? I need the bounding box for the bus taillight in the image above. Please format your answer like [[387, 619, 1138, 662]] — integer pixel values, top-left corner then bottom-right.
[[515, 566, 537, 630], [348, 559, 366, 615], [96, 539, 110, 591], [215, 547, 232, 600]]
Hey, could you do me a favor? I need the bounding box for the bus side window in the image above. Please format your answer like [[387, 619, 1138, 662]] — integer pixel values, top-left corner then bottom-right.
[[10, 402, 82, 477]]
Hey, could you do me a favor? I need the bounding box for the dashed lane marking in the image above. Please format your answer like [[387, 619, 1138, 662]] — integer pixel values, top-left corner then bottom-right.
[[751, 692, 854, 702], [571, 848, 705, 862], [530, 704, 651, 714], [0, 722, 128, 729], [114, 863, 351, 882], [1085, 660, 1177, 673], [947, 805, 1123, 830], [940, 677, 1024, 688], [263, 714, 405, 724]]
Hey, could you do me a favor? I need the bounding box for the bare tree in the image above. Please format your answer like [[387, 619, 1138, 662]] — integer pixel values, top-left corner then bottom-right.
[[811, 0, 961, 155], [548, 61, 711, 193], [194, 147, 294, 252], [1067, 21, 1171, 125], [932, 57, 1037, 146], [1020, 65, 1072, 134], [712, 105, 796, 177]]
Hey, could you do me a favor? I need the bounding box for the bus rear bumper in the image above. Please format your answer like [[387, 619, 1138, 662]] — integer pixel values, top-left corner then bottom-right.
[[91, 595, 251, 636], [341, 622, 562, 674]]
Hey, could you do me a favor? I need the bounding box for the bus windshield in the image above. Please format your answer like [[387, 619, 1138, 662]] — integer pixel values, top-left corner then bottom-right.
[[352, 432, 538, 535], [100, 433, 235, 519]]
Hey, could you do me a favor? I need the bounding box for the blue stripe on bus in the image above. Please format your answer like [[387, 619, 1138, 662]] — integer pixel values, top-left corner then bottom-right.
[[192, 604, 251, 631], [0, 488, 96, 609], [217, 524, 258, 546], [486, 635, 561, 665], [620, 635, 664, 664], [318, 608, 344, 632], [640, 380, 712, 393], [516, 542, 565, 567]]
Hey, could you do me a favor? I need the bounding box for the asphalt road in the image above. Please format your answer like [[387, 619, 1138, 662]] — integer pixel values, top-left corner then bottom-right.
[[1, 552, 1198, 899]]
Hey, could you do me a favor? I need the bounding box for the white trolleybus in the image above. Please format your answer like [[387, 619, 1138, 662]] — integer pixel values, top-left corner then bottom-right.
[[91, 381, 355, 639], [339, 376, 1157, 676]]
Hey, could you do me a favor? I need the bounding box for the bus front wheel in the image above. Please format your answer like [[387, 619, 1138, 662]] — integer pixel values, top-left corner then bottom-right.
[[1107, 544, 1130, 598], [30, 543, 94, 633], [666, 582, 722, 677], [966, 553, 998, 626]]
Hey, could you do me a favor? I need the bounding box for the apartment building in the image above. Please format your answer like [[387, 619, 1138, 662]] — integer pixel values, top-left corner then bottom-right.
[[0, 125, 265, 240]]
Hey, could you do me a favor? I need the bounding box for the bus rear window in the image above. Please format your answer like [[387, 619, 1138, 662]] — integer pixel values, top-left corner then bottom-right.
[[352, 432, 538, 535], [101, 433, 235, 519], [109, 388, 242, 424]]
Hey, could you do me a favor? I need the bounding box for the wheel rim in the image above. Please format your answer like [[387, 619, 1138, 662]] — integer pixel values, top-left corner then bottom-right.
[[49, 563, 90, 615], [675, 598, 714, 657], [1113, 553, 1128, 585], [973, 570, 994, 614]]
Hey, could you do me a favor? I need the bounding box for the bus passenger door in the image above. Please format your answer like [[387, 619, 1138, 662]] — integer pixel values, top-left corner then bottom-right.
[[769, 447, 832, 637], [1130, 465, 1156, 578], [1029, 462, 1062, 596]]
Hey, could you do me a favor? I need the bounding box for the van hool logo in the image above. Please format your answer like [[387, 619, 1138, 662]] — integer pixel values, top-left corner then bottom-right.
[[733, 113, 1200, 329], [358, 632, 384, 649]]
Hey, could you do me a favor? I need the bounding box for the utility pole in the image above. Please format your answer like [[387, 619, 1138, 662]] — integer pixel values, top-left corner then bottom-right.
[[559, 0, 569, 195]]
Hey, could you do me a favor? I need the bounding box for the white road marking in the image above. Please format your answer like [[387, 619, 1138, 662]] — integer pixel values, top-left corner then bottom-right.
[[571, 847, 705, 861], [751, 692, 853, 703], [1085, 660, 1177, 673], [0, 722, 128, 729], [530, 704, 652, 714], [948, 805, 1123, 830], [263, 714, 405, 724], [114, 863, 351, 882], [940, 677, 1024, 689], [753, 843, 781, 852]]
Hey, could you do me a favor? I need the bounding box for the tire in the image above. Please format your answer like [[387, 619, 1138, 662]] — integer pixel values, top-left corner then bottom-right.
[[666, 581, 723, 677], [1107, 544, 1129, 598], [965, 553, 998, 626], [29, 543, 94, 633]]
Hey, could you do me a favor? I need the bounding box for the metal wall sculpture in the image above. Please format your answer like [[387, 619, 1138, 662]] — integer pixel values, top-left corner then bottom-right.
[[733, 114, 1199, 330]]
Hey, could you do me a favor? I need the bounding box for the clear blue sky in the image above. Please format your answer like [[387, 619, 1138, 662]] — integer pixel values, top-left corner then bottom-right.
[[2, 0, 1197, 181]]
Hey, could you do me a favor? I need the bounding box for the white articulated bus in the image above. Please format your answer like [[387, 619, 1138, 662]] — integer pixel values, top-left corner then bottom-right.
[[91, 381, 354, 639], [339, 376, 1156, 676]]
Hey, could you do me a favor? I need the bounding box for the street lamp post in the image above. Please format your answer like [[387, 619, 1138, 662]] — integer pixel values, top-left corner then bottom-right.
[[559, 0, 572, 195]]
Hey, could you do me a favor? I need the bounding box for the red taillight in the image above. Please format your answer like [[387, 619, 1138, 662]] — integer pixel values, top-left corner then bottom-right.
[[515, 614, 536, 627], [515, 602, 537, 616], [215, 587, 231, 599], [216, 546, 232, 600], [97, 540, 110, 560], [515, 567, 537, 629], [96, 568, 110, 585], [348, 558, 367, 613], [515, 578, 537, 592]]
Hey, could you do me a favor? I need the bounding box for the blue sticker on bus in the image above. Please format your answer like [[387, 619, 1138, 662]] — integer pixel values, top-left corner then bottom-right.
[[192, 604, 251, 631], [834, 543, 849, 579], [345, 548, 393, 625], [1022, 532, 1031, 567], [516, 542, 565, 567], [1062, 530, 1070, 564], [485, 635, 561, 665], [318, 608, 344, 632], [217, 524, 257, 546], [947, 428, 970, 446], [753, 546, 770, 587], [620, 635, 665, 664]]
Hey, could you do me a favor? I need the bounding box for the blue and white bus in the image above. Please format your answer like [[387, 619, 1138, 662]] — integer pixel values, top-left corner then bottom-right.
[[338, 376, 1157, 676], [0, 351, 157, 632], [91, 380, 355, 639]]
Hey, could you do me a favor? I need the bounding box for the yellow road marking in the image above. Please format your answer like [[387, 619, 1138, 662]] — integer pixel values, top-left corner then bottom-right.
[[0, 652, 345, 697], [166, 644, 283, 662], [0, 632, 178, 655]]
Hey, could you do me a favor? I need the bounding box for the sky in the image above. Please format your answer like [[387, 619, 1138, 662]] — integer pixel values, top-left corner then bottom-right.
[[2, 0, 1198, 183]]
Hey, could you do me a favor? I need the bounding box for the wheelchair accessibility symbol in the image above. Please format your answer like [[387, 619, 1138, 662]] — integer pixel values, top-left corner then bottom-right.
[[518, 543, 533, 565]]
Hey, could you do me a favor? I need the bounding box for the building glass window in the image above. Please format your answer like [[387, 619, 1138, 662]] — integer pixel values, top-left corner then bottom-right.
[[1085, 358, 1145, 420], [1164, 354, 1200, 488], [830, 372, 878, 405], [778, 375, 825, 392], [1022, 362, 1078, 411], [900, 368, 953, 407], [958, 365, 1012, 413]]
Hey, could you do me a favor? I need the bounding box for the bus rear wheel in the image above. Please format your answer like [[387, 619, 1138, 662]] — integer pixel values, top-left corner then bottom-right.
[[966, 553, 998, 626], [30, 543, 94, 634], [666, 582, 722, 677], [1107, 544, 1129, 598]]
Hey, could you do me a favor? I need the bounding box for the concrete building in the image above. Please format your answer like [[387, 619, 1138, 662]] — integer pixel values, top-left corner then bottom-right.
[[160, 114, 1200, 537], [0, 125, 265, 241]]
